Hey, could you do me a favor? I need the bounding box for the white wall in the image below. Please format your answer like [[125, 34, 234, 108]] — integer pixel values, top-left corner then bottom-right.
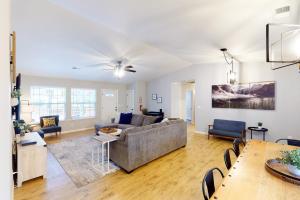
[[147, 63, 231, 132], [21, 75, 128, 132], [147, 62, 300, 141], [128, 81, 147, 113], [240, 62, 300, 140], [0, 0, 13, 199]]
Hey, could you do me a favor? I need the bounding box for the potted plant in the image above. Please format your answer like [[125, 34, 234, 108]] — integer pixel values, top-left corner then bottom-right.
[[280, 149, 300, 176], [257, 122, 263, 129], [13, 120, 31, 137], [11, 89, 21, 107]]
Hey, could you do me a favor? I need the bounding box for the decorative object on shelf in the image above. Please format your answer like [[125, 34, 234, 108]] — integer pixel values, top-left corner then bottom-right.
[[13, 120, 31, 137], [152, 93, 157, 100], [11, 89, 21, 107], [212, 81, 275, 110], [157, 97, 162, 103], [220, 48, 238, 85], [258, 122, 263, 129], [280, 149, 300, 176]]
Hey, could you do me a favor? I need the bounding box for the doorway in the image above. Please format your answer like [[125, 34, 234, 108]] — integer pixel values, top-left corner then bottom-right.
[[170, 81, 195, 124], [101, 89, 118, 123], [126, 89, 135, 113]]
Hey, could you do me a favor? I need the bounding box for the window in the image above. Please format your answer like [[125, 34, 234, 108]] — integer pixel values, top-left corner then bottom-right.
[[31, 86, 66, 122], [71, 88, 96, 119]]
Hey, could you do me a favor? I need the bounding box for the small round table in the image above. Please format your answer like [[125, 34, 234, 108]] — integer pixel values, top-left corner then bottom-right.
[[248, 127, 268, 141]]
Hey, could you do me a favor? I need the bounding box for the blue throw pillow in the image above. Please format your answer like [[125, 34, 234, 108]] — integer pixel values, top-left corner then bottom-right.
[[119, 113, 133, 124]]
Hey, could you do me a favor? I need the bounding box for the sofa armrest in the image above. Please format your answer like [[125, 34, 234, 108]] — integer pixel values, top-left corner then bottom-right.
[[208, 124, 213, 130]]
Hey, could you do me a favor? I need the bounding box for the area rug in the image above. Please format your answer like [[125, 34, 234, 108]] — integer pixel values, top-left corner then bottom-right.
[[48, 135, 119, 188]]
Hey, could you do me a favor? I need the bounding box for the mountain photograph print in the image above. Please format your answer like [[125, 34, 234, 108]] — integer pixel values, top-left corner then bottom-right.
[[212, 81, 275, 110]]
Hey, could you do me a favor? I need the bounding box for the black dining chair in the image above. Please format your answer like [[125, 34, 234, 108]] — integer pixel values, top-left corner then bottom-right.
[[275, 138, 300, 147], [233, 138, 245, 157], [224, 148, 236, 170], [202, 167, 224, 200]]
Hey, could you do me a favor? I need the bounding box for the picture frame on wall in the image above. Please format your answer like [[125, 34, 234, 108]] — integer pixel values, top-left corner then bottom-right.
[[152, 93, 157, 100], [157, 97, 162, 103]]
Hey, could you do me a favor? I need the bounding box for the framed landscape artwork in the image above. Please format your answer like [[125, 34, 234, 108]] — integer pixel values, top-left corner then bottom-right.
[[212, 81, 275, 110]]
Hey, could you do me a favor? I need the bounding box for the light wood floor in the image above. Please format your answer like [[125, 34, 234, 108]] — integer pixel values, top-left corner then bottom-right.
[[14, 126, 233, 200]]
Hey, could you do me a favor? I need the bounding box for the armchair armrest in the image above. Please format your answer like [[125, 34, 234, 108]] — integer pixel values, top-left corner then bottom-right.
[[208, 124, 213, 130]]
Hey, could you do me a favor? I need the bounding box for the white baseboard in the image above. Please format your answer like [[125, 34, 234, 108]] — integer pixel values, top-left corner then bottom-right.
[[61, 127, 94, 134], [194, 130, 208, 135]]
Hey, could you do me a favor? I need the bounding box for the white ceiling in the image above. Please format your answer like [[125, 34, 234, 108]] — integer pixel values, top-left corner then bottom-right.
[[12, 0, 300, 83]]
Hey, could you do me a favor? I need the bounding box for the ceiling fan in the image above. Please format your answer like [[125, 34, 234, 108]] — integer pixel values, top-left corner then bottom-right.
[[77, 58, 137, 79]]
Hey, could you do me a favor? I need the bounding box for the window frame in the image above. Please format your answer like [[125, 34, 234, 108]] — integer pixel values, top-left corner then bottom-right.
[[30, 86, 67, 122], [71, 88, 97, 120]]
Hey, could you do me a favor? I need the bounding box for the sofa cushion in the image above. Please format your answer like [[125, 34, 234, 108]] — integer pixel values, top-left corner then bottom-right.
[[42, 117, 56, 127], [130, 114, 144, 126], [213, 119, 245, 132], [151, 122, 168, 128], [118, 124, 135, 129], [209, 129, 241, 138], [166, 119, 182, 125], [119, 125, 152, 141], [142, 115, 158, 126], [119, 113, 133, 124]]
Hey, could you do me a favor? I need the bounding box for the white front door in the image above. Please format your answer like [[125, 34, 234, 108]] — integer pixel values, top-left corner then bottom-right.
[[126, 89, 135, 113], [101, 89, 118, 123]]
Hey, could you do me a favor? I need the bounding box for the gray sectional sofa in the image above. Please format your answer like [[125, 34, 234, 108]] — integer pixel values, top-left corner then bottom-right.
[[95, 114, 187, 173], [95, 114, 159, 133], [109, 119, 187, 172]]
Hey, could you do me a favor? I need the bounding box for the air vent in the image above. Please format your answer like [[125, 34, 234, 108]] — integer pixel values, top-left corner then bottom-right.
[[275, 6, 290, 15]]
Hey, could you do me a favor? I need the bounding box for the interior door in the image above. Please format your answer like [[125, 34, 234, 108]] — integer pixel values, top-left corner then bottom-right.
[[101, 89, 118, 123], [126, 89, 135, 113]]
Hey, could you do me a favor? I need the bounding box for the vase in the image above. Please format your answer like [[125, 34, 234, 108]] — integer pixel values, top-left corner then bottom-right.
[[287, 164, 300, 176], [11, 97, 19, 107]]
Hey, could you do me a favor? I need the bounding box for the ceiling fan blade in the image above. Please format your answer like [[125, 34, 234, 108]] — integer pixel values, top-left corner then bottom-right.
[[84, 63, 107, 68], [124, 69, 136, 73], [84, 63, 115, 69], [125, 65, 133, 68]]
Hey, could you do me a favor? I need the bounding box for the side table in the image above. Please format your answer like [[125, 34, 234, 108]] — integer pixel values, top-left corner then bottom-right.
[[92, 134, 118, 175], [248, 127, 268, 141]]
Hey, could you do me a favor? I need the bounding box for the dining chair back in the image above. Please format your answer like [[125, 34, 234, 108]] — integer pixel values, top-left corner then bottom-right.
[[233, 138, 245, 156], [224, 148, 236, 170], [275, 138, 300, 147], [202, 167, 224, 200]]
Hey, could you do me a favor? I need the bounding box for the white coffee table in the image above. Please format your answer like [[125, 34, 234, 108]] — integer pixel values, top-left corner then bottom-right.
[[92, 129, 121, 175]]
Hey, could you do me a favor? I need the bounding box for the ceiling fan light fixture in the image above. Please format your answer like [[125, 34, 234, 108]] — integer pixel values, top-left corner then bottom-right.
[[114, 67, 124, 78]]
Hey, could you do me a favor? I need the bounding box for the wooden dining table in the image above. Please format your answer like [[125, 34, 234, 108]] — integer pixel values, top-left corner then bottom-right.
[[211, 140, 300, 200]]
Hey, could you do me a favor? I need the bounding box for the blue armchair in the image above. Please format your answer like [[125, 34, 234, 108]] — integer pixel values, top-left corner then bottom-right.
[[40, 115, 62, 136], [208, 119, 246, 142]]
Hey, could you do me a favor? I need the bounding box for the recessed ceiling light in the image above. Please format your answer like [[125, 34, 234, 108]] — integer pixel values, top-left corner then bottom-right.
[[72, 66, 80, 70]]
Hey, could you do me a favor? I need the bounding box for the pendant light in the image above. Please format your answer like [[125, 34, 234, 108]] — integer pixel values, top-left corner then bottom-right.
[[220, 48, 237, 84]]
